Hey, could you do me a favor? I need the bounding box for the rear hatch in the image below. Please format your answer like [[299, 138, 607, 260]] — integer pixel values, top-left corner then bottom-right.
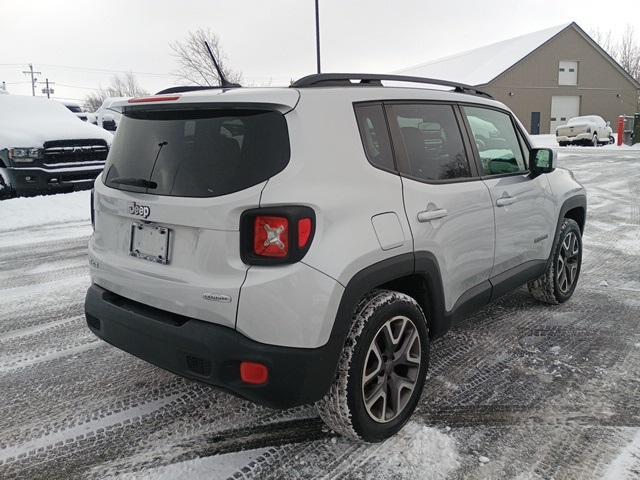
[[90, 89, 298, 328]]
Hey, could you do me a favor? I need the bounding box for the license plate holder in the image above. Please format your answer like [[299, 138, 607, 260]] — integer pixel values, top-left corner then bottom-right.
[[130, 222, 171, 264]]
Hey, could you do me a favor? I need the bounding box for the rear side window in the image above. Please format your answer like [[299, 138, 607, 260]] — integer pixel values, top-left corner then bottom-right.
[[463, 106, 526, 175], [388, 104, 471, 181], [103, 108, 290, 197], [354, 104, 395, 171]]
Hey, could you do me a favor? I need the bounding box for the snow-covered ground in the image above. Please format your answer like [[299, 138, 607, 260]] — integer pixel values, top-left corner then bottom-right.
[[1, 146, 640, 479]]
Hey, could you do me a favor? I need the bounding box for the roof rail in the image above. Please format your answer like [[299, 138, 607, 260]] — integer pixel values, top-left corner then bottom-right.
[[155, 85, 238, 95], [290, 73, 493, 99]]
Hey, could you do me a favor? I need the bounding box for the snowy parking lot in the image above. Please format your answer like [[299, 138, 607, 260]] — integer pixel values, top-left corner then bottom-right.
[[1, 146, 640, 479]]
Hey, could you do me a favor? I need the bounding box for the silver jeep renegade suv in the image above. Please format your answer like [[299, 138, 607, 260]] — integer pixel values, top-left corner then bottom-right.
[[85, 74, 586, 441]]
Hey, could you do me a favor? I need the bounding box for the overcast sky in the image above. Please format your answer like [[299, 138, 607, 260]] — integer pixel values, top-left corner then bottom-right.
[[1, 0, 638, 104]]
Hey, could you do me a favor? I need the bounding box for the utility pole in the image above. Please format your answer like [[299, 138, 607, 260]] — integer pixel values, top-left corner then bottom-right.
[[40, 78, 55, 98], [22, 64, 42, 96], [315, 0, 321, 73]]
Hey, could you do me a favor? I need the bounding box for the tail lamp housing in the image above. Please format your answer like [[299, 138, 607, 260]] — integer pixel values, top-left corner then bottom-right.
[[240, 206, 315, 265]]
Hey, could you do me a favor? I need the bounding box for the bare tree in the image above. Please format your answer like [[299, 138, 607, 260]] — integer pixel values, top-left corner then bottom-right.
[[170, 28, 241, 86], [617, 25, 640, 82], [83, 72, 149, 111], [590, 28, 615, 55], [589, 24, 640, 83]]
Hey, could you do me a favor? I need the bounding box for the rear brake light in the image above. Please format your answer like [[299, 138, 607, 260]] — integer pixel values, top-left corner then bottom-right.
[[128, 96, 180, 103], [254, 216, 289, 257], [240, 206, 315, 265]]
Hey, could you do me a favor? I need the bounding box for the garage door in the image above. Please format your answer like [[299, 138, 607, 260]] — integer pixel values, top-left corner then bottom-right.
[[550, 96, 580, 133]]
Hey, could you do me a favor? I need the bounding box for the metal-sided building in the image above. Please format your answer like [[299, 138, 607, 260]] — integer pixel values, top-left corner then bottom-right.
[[399, 22, 640, 134]]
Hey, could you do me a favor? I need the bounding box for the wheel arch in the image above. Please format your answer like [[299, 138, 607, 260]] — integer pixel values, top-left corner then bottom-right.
[[564, 204, 586, 234], [549, 194, 587, 264], [331, 252, 449, 346]]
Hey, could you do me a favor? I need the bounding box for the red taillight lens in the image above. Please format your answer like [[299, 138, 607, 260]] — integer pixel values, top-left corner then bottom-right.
[[298, 218, 312, 248], [254, 216, 289, 257], [240, 206, 315, 265], [240, 362, 269, 385]]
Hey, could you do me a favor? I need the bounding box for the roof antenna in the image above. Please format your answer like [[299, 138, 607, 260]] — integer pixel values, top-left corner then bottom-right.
[[204, 41, 241, 88]]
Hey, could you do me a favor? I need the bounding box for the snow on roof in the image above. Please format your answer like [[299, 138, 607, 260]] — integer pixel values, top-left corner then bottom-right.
[[397, 23, 571, 86]]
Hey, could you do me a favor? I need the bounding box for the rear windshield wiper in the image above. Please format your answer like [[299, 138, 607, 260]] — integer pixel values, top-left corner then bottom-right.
[[109, 177, 158, 189]]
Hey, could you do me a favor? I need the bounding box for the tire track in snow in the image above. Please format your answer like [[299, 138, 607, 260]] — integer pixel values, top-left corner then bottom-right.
[[0, 315, 81, 342], [0, 338, 102, 374], [0, 393, 183, 464]]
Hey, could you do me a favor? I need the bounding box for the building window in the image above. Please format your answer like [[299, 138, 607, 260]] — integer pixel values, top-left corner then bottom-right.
[[558, 60, 578, 85]]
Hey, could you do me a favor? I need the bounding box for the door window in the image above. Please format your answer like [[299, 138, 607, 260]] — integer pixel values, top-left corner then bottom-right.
[[388, 104, 471, 181], [463, 106, 527, 176], [354, 104, 395, 171]]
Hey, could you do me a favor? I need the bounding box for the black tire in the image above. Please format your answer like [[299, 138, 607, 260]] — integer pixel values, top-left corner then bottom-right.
[[316, 290, 429, 442], [609, 135, 615, 145], [0, 175, 14, 200], [528, 218, 582, 304]]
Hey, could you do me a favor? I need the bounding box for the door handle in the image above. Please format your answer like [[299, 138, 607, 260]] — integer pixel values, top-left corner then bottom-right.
[[417, 209, 448, 222], [496, 196, 519, 207]]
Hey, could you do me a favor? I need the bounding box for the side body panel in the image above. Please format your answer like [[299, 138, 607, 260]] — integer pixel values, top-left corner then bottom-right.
[[401, 178, 495, 311], [483, 173, 556, 276], [236, 90, 413, 347]]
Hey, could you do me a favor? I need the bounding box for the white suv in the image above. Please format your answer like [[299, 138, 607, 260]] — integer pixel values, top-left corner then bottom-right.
[[85, 74, 586, 441]]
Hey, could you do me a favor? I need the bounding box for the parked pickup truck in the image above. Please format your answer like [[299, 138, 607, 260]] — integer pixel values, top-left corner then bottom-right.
[[556, 115, 614, 147], [0, 95, 113, 197]]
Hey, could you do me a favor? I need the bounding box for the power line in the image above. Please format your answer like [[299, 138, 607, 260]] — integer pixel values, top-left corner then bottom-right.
[[37, 63, 172, 77], [55, 82, 101, 90]]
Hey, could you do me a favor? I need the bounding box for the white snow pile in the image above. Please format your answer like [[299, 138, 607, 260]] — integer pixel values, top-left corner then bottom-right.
[[375, 421, 459, 479], [602, 429, 640, 479], [0, 190, 91, 232]]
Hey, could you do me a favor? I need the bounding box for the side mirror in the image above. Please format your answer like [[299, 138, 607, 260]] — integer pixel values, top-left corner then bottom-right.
[[530, 148, 555, 176], [102, 114, 117, 132], [606, 120, 611, 127]]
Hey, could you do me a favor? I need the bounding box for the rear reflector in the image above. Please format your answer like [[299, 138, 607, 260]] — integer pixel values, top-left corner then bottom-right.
[[128, 96, 180, 103], [240, 362, 269, 385], [254, 216, 289, 257], [298, 218, 312, 248]]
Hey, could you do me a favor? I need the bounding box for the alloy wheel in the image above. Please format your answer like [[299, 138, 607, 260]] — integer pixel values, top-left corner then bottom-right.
[[362, 315, 421, 423], [557, 231, 581, 294]]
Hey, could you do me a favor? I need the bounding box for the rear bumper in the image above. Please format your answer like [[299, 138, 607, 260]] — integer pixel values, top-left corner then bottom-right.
[[5, 164, 103, 195], [556, 133, 591, 144], [84, 284, 343, 409]]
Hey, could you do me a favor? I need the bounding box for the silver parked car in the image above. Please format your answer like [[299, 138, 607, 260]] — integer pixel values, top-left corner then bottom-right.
[[556, 115, 614, 146], [85, 74, 586, 441]]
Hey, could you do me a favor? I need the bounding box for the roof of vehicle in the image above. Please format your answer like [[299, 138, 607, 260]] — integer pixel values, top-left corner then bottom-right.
[[0, 94, 113, 147], [121, 74, 507, 113], [568, 115, 604, 123]]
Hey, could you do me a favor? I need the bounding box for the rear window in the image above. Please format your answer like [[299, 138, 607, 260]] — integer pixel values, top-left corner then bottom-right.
[[103, 108, 290, 197]]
